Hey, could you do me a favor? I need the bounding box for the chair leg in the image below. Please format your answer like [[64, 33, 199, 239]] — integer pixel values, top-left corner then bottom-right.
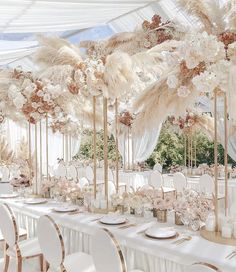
[[16, 256, 22, 272], [43, 260, 49, 272], [3, 254, 10, 272], [39, 254, 44, 271]]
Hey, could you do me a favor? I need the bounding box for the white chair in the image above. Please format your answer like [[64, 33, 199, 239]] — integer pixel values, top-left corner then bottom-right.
[[91, 228, 143, 272], [79, 177, 89, 188], [54, 163, 67, 178], [85, 166, 94, 183], [149, 170, 163, 189], [190, 262, 221, 272], [153, 162, 162, 173], [67, 165, 78, 182], [0, 165, 10, 182], [199, 174, 214, 195], [173, 172, 187, 193], [37, 215, 95, 272], [149, 171, 175, 195], [0, 203, 43, 272]]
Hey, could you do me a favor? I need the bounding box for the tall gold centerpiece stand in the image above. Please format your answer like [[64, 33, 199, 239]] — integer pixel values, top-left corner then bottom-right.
[[200, 89, 236, 245]]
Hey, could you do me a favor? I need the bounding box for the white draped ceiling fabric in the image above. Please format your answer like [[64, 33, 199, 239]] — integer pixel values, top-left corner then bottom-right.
[[0, 0, 154, 33]]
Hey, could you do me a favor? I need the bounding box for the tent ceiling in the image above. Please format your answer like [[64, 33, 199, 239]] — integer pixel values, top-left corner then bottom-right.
[[0, 0, 154, 33]]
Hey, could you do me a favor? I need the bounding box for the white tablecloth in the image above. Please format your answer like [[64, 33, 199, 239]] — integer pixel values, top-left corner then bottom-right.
[[119, 170, 152, 190], [0, 199, 235, 272]]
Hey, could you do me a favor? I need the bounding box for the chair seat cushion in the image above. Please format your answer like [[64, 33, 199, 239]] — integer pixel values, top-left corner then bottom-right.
[[64, 252, 96, 272], [7, 237, 41, 258]]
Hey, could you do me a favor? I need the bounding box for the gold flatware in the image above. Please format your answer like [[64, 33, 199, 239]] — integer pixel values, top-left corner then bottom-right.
[[137, 228, 149, 235], [226, 251, 236, 259], [119, 223, 136, 229], [90, 217, 102, 222], [172, 236, 192, 245]]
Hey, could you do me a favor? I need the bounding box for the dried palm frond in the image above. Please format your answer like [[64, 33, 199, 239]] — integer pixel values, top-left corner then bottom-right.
[[104, 52, 136, 99], [16, 137, 29, 160], [35, 35, 82, 67], [0, 136, 14, 163], [177, 0, 214, 33], [132, 74, 198, 135]]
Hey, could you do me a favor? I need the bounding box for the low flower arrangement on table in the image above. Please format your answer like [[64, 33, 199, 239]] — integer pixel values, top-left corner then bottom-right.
[[111, 188, 214, 229]]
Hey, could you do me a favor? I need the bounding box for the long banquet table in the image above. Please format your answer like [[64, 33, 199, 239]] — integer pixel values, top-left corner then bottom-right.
[[0, 198, 235, 272]]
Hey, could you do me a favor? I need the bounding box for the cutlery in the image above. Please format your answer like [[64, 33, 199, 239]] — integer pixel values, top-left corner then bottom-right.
[[137, 228, 148, 235], [226, 251, 236, 259], [172, 236, 192, 245], [90, 217, 102, 222], [119, 223, 136, 229]]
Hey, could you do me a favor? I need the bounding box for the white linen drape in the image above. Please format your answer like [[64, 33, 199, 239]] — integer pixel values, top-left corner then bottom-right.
[[0, 1, 154, 33], [2, 119, 81, 170], [133, 126, 162, 162], [118, 125, 162, 164]]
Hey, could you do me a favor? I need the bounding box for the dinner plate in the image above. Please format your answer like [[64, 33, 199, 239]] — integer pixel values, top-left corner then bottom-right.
[[0, 193, 18, 198], [24, 198, 47, 205], [53, 206, 78, 213], [145, 227, 177, 239], [99, 215, 127, 225]]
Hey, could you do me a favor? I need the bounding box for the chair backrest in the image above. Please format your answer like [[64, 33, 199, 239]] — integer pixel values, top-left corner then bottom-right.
[[91, 228, 127, 272], [153, 162, 162, 173], [79, 177, 89, 188], [199, 174, 214, 194], [67, 165, 78, 181], [173, 172, 187, 193], [86, 166, 94, 182], [149, 170, 163, 189], [37, 215, 65, 269], [230, 201, 236, 218], [0, 165, 10, 182], [190, 262, 221, 272], [0, 203, 18, 247]]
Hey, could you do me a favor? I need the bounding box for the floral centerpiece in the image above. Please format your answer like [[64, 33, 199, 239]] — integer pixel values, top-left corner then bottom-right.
[[173, 189, 214, 229]]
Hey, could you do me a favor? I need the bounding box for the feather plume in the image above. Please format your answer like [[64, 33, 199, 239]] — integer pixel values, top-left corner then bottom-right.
[[35, 35, 82, 67], [132, 73, 198, 135], [104, 52, 136, 99], [177, 0, 214, 33], [0, 136, 14, 163]]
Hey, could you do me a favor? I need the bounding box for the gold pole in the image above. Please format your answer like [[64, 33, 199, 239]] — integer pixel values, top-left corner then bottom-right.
[[35, 123, 38, 194], [103, 97, 108, 209], [115, 98, 119, 193], [123, 135, 126, 171], [190, 132, 193, 171], [224, 93, 228, 216], [214, 90, 219, 232], [188, 134, 190, 168], [28, 122, 32, 184], [184, 134, 187, 167], [39, 120, 42, 188], [62, 134, 65, 161], [195, 135, 197, 168], [93, 96, 97, 199], [46, 114, 49, 180], [69, 135, 72, 161], [128, 127, 130, 170]]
